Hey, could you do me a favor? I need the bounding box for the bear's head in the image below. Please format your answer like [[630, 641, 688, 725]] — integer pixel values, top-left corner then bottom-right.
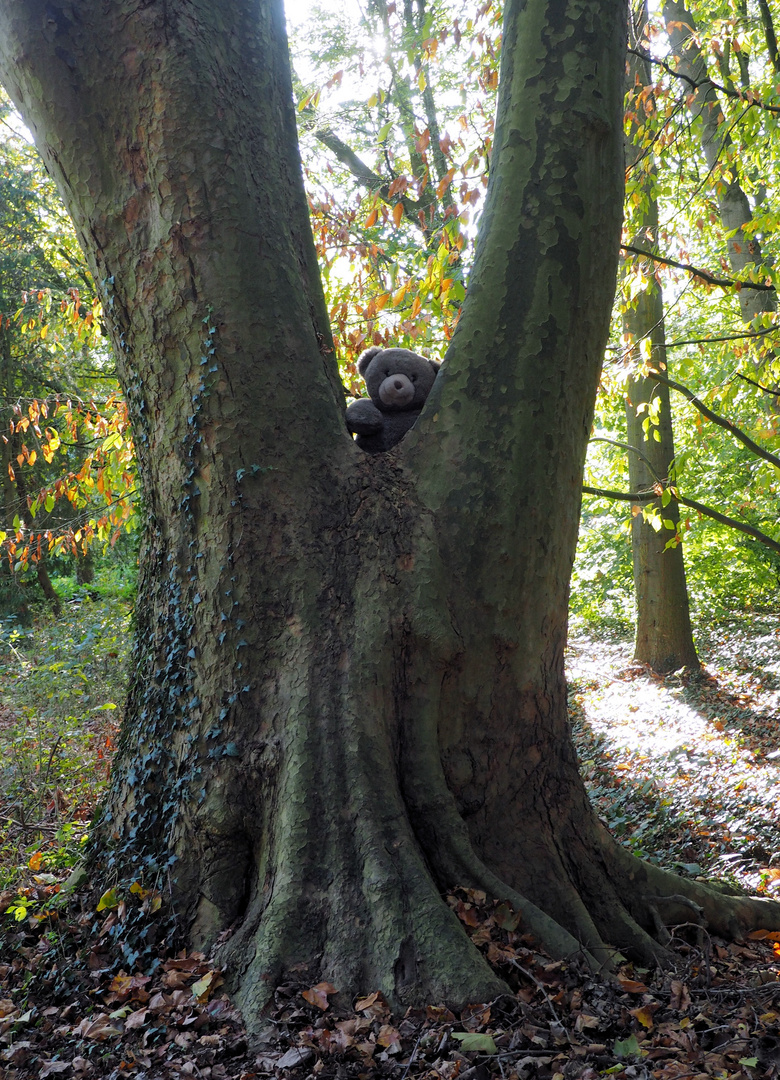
[[358, 346, 440, 412]]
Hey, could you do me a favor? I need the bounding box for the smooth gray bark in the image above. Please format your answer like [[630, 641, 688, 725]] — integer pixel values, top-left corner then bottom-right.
[[621, 9, 699, 672]]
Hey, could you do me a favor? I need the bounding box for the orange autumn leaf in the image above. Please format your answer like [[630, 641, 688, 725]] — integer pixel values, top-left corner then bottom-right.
[[302, 981, 337, 1011]]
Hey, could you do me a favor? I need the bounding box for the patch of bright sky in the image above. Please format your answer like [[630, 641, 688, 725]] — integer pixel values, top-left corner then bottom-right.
[[285, 0, 363, 32], [284, 0, 402, 110]]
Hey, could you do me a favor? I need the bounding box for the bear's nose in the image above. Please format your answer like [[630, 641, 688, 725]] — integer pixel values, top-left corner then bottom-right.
[[393, 379, 404, 390]]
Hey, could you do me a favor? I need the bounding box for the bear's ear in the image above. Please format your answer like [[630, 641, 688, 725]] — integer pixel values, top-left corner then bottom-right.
[[357, 346, 383, 375], [428, 359, 441, 374]]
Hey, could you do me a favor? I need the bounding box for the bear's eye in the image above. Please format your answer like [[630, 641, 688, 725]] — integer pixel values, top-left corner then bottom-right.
[[385, 370, 391, 376], [410, 374, 417, 382]]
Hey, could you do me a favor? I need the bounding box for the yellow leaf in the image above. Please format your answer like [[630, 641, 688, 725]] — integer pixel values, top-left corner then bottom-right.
[[630, 1005, 655, 1030], [392, 202, 403, 228], [191, 970, 223, 1002], [97, 887, 119, 912], [28, 852, 44, 871], [436, 168, 455, 198]]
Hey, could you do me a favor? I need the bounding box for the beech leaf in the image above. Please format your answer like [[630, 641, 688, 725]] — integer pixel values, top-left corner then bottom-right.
[[451, 1032, 497, 1053], [302, 981, 337, 1011], [614, 1034, 642, 1058]]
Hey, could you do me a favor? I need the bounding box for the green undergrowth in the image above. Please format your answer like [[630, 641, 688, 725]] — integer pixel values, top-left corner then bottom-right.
[[0, 574, 131, 902]]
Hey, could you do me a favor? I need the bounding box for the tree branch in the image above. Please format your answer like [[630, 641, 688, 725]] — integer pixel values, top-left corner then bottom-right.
[[313, 126, 427, 227], [650, 371, 780, 470], [735, 371, 780, 398], [627, 46, 780, 114], [758, 0, 780, 74], [622, 244, 776, 292], [589, 435, 663, 483], [582, 485, 780, 555]]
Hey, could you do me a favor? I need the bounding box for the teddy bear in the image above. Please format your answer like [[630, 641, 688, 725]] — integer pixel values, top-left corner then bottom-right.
[[346, 345, 441, 453]]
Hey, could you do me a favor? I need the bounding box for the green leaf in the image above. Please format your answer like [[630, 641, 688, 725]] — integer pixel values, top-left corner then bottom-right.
[[739, 1059, 758, 1068], [451, 1033, 497, 1053], [494, 901, 521, 931], [377, 122, 393, 142], [661, 487, 671, 507], [614, 1034, 642, 1058]]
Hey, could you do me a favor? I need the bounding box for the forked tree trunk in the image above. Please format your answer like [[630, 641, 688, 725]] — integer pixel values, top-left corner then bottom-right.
[[2, 0, 779, 1028]]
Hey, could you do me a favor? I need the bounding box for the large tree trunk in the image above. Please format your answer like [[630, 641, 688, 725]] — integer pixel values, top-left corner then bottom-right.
[[2, 0, 779, 1028]]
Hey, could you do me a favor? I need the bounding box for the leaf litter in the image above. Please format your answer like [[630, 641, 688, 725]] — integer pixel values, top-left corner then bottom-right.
[[0, 619, 778, 1078]]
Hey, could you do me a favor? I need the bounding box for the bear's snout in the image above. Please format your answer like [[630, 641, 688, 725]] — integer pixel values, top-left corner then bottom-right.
[[379, 372, 415, 408]]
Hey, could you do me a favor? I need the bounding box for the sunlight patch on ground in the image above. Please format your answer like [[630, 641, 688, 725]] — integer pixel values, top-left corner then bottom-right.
[[567, 624, 780, 895]]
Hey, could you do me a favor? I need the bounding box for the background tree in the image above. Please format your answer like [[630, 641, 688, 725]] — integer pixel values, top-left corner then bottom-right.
[[616, 4, 699, 672], [0, 94, 136, 608], [2, 0, 779, 1029], [291, 0, 498, 382], [576, 0, 780, 630]]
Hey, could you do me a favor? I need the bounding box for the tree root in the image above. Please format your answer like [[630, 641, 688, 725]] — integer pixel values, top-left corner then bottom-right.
[[603, 825, 780, 944]]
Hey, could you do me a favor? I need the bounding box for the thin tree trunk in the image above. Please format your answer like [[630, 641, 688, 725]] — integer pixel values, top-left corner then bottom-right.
[[663, 0, 776, 326], [2, 0, 778, 1029], [622, 4, 698, 672]]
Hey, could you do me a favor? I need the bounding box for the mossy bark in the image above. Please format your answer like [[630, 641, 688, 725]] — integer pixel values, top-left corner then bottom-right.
[[2, 0, 779, 1031]]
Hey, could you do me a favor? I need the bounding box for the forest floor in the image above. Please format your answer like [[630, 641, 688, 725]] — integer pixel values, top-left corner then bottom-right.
[[568, 613, 780, 899], [1, 605, 779, 1079]]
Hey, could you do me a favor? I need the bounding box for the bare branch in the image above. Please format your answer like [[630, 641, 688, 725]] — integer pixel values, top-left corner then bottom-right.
[[735, 371, 780, 398]]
